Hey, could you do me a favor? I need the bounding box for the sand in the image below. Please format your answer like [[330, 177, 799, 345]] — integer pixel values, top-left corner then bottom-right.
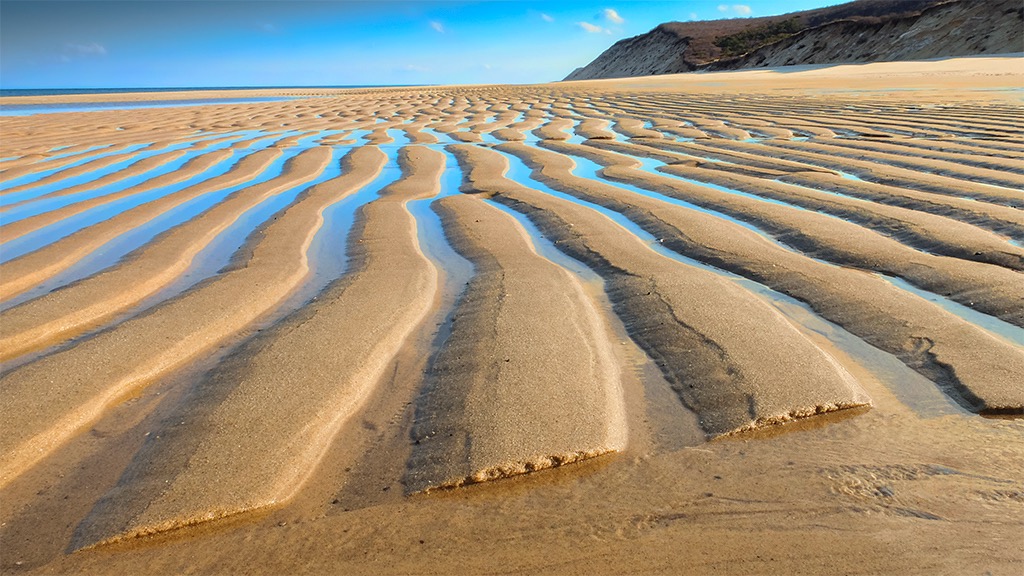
[[406, 192, 627, 492], [1, 56, 1022, 574]]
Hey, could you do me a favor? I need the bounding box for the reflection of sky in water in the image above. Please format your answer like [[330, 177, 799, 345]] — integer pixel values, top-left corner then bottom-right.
[[0, 132, 310, 310], [304, 129, 404, 289], [0, 143, 153, 195], [496, 146, 969, 419], [2, 133, 256, 223], [137, 132, 332, 295], [880, 273, 1023, 347], [405, 142, 474, 295], [0, 132, 276, 263]]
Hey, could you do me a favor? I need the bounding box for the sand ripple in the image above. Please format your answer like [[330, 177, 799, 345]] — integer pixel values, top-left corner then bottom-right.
[[1, 66, 1022, 565]]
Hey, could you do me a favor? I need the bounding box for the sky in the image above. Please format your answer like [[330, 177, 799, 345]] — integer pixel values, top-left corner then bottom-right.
[[1, 0, 838, 89]]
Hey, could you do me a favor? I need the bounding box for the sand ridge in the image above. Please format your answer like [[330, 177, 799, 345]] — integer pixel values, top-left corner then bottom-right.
[[509, 139, 1023, 412], [0, 145, 283, 302], [450, 142, 872, 436], [1, 56, 1022, 574], [71, 145, 440, 548], [0, 146, 331, 360], [0, 145, 374, 487], [406, 192, 627, 492], [569, 139, 1024, 319]]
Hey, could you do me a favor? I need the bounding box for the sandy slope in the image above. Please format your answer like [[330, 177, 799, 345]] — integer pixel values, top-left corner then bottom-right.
[[1, 57, 1022, 575]]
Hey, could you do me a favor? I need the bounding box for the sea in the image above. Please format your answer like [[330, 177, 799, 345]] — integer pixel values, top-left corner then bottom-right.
[[0, 86, 423, 116], [0, 86, 420, 97]]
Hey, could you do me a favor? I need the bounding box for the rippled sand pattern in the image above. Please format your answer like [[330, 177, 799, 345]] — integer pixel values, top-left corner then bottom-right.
[[2, 62, 1023, 574]]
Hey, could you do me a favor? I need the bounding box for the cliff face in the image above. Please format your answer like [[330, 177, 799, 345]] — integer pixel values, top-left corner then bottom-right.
[[564, 0, 1022, 81], [563, 26, 693, 81], [711, 0, 1023, 70]]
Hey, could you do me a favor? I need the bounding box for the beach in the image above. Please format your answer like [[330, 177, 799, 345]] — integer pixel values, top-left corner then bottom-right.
[[1, 56, 1022, 574]]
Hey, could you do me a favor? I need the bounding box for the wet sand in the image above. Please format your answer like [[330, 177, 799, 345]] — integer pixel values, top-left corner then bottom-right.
[[1, 56, 1022, 574]]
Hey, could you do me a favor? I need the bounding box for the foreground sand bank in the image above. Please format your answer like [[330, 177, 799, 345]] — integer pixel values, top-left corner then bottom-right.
[[1, 57, 1022, 574]]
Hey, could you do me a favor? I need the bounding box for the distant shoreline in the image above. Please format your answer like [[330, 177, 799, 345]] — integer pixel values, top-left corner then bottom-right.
[[0, 96, 300, 117], [0, 85, 429, 98]]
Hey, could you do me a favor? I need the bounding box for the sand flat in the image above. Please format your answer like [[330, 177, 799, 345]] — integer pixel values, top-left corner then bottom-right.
[[1, 57, 1022, 574]]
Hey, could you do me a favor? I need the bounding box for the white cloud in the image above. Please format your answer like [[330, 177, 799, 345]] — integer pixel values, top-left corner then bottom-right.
[[404, 64, 430, 73], [718, 5, 752, 16], [540, 13, 554, 23], [604, 8, 624, 24], [65, 42, 107, 55], [578, 21, 610, 34], [689, 12, 699, 20], [260, 23, 277, 33], [430, 20, 445, 33]]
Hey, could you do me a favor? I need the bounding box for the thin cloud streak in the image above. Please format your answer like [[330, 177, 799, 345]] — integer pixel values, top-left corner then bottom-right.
[[577, 21, 610, 34], [603, 8, 624, 24], [65, 42, 107, 55], [717, 5, 752, 16]]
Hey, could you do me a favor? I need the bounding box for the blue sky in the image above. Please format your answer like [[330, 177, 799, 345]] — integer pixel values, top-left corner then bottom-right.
[[1, 1, 836, 88]]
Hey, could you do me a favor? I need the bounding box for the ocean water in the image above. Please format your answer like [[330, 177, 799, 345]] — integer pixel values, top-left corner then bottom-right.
[[0, 98, 299, 116], [0, 85, 426, 116], [0, 86, 422, 97]]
